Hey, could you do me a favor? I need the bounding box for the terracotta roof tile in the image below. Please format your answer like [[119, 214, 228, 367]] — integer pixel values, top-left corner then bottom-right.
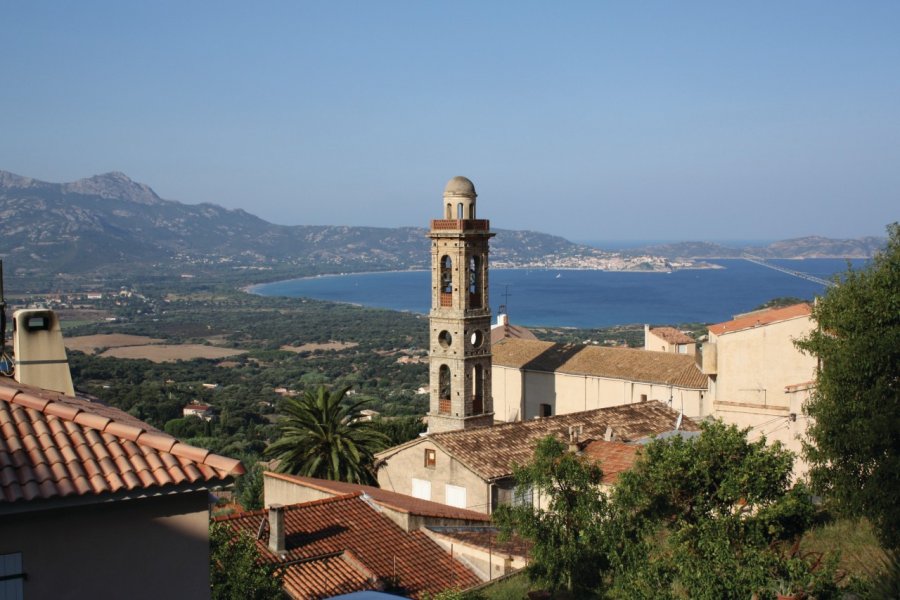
[[381, 401, 697, 481], [581, 440, 641, 484], [0, 379, 244, 506], [493, 338, 708, 389], [265, 472, 492, 523], [709, 303, 812, 336], [649, 327, 695, 345], [215, 494, 480, 599]]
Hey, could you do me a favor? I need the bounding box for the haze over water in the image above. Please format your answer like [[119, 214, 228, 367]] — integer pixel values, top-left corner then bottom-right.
[[251, 258, 864, 328]]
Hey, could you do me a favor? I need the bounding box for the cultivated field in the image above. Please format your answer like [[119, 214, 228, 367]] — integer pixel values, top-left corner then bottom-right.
[[280, 341, 359, 352], [65, 334, 165, 355], [98, 344, 248, 363]]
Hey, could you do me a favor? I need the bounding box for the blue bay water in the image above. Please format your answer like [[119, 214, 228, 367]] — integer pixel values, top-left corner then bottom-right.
[[250, 259, 865, 328]]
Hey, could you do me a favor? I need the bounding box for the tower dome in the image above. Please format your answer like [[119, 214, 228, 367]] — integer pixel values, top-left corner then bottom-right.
[[444, 176, 476, 198], [442, 176, 477, 219]]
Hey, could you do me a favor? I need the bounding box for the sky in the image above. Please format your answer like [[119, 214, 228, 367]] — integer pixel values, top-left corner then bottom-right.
[[1, 2, 898, 242]]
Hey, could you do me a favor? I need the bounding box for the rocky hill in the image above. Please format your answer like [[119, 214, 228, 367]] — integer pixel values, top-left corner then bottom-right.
[[0, 170, 627, 284]]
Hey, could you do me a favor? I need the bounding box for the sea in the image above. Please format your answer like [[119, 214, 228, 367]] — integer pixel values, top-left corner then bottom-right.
[[249, 258, 866, 329]]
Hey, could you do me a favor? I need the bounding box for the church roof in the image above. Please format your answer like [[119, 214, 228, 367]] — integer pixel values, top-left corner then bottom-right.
[[492, 338, 708, 389]]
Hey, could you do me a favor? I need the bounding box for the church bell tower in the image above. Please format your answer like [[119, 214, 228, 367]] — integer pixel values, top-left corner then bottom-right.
[[427, 176, 495, 433]]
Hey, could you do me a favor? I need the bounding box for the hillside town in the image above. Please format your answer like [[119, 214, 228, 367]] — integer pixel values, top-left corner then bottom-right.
[[2, 176, 896, 599]]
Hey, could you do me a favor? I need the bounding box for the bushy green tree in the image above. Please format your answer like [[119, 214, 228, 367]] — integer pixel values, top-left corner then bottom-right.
[[608, 421, 834, 600], [796, 223, 900, 549], [265, 384, 387, 484], [494, 436, 610, 597], [209, 522, 285, 600]]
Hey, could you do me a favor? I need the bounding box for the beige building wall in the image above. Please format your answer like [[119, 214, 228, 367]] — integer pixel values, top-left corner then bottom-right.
[[377, 440, 491, 514], [708, 315, 815, 410], [643, 325, 697, 356], [708, 314, 816, 473], [0, 492, 211, 600], [493, 365, 706, 422], [422, 529, 527, 582]]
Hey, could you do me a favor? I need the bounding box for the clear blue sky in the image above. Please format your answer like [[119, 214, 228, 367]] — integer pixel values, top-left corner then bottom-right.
[[2, 2, 897, 242]]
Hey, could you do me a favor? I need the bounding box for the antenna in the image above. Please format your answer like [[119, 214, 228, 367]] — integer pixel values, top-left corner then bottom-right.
[[500, 284, 512, 313], [0, 260, 6, 350]]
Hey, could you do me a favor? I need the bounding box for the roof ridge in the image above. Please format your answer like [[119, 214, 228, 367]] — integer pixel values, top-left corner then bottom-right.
[[282, 491, 364, 511]]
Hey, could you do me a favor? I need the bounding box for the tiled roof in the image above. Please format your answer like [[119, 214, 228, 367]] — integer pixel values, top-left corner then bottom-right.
[[265, 472, 490, 522], [492, 338, 708, 389], [490, 323, 538, 345], [0, 379, 244, 505], [389, 401, 697, 482], [708, 303, 812, 336], [649, 327, 695, 345], [581, 440, 641, 484], [214, 493, 480, 599], [282, 550, 377, 599]]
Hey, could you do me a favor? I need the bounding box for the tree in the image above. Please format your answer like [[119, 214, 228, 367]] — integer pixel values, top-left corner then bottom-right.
[[494, 436, 610, 597], [265, 384, 387, 484], [795, 223, 900, 550], [209, 522, 285, 600], [608, 421, 834, 600]]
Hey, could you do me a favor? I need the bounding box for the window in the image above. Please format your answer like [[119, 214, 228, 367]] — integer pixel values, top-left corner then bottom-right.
[[640, 394, 648, 402], [539, 403, 552, 418], [0, 552, 24, 600], [513, 485, 533, 507], [411, 478, 431, 500], [424, 448, 436, 468], [445, 484, 467, 508], [472, 364, 484, 415]]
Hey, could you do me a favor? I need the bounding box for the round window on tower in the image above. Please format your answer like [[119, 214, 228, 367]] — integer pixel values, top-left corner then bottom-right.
[[470, 329, 484, 348], [438, 330, 453, 348]]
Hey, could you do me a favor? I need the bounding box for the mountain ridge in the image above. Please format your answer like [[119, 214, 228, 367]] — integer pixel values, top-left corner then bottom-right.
[[0, 170, 886, 287]]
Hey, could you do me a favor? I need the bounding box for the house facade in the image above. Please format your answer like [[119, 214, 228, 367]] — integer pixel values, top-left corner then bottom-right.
[[377, 401, 697, 515], [704, 303, 817, 470], [0, 378, 244, 600]]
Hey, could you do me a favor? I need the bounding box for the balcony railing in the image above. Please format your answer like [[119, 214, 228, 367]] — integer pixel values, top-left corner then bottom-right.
[[430, 219, 490, 231], [472, 395, 483, 415], [468, 293, 482, 309], [439, 398, 451, 414], [440, 292, 453, 307]]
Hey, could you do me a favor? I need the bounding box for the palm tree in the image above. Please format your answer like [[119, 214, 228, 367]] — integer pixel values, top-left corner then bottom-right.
[[265, 384, 388, 485]]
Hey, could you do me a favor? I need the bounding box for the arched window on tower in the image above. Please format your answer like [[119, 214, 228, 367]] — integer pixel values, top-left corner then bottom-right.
[[439, 365, 451, 414], [468, 203, 475, 219], [472, 363, 484, 415], [457, 202, 464, 219], [440, 255, 452, 307], [468, 255, 482, 308], [445, 203, 452, 219]]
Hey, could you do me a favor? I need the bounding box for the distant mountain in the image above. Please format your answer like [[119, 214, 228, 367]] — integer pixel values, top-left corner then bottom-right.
[[629, 236, 886, 260], [0, 170, 624, 282]]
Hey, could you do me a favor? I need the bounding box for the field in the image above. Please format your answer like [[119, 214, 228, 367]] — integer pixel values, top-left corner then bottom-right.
[[280, 341, 359, 352], [98, 344, 248, 363], [65, 333, 165, 354]]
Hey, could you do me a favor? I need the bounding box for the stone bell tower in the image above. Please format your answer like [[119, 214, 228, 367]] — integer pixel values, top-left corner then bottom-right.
[[427, 176, 495, 433]]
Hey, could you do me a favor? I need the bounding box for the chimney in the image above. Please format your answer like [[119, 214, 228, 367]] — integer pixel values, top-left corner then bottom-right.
[[268, 504, 285, 554], [604, 426, 616, 442], [568, 425, 583, 453], [12, 309, 75, 396]]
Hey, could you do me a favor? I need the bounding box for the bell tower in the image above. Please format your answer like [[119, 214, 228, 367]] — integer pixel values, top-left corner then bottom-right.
[[427, 176, 495, 433]]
